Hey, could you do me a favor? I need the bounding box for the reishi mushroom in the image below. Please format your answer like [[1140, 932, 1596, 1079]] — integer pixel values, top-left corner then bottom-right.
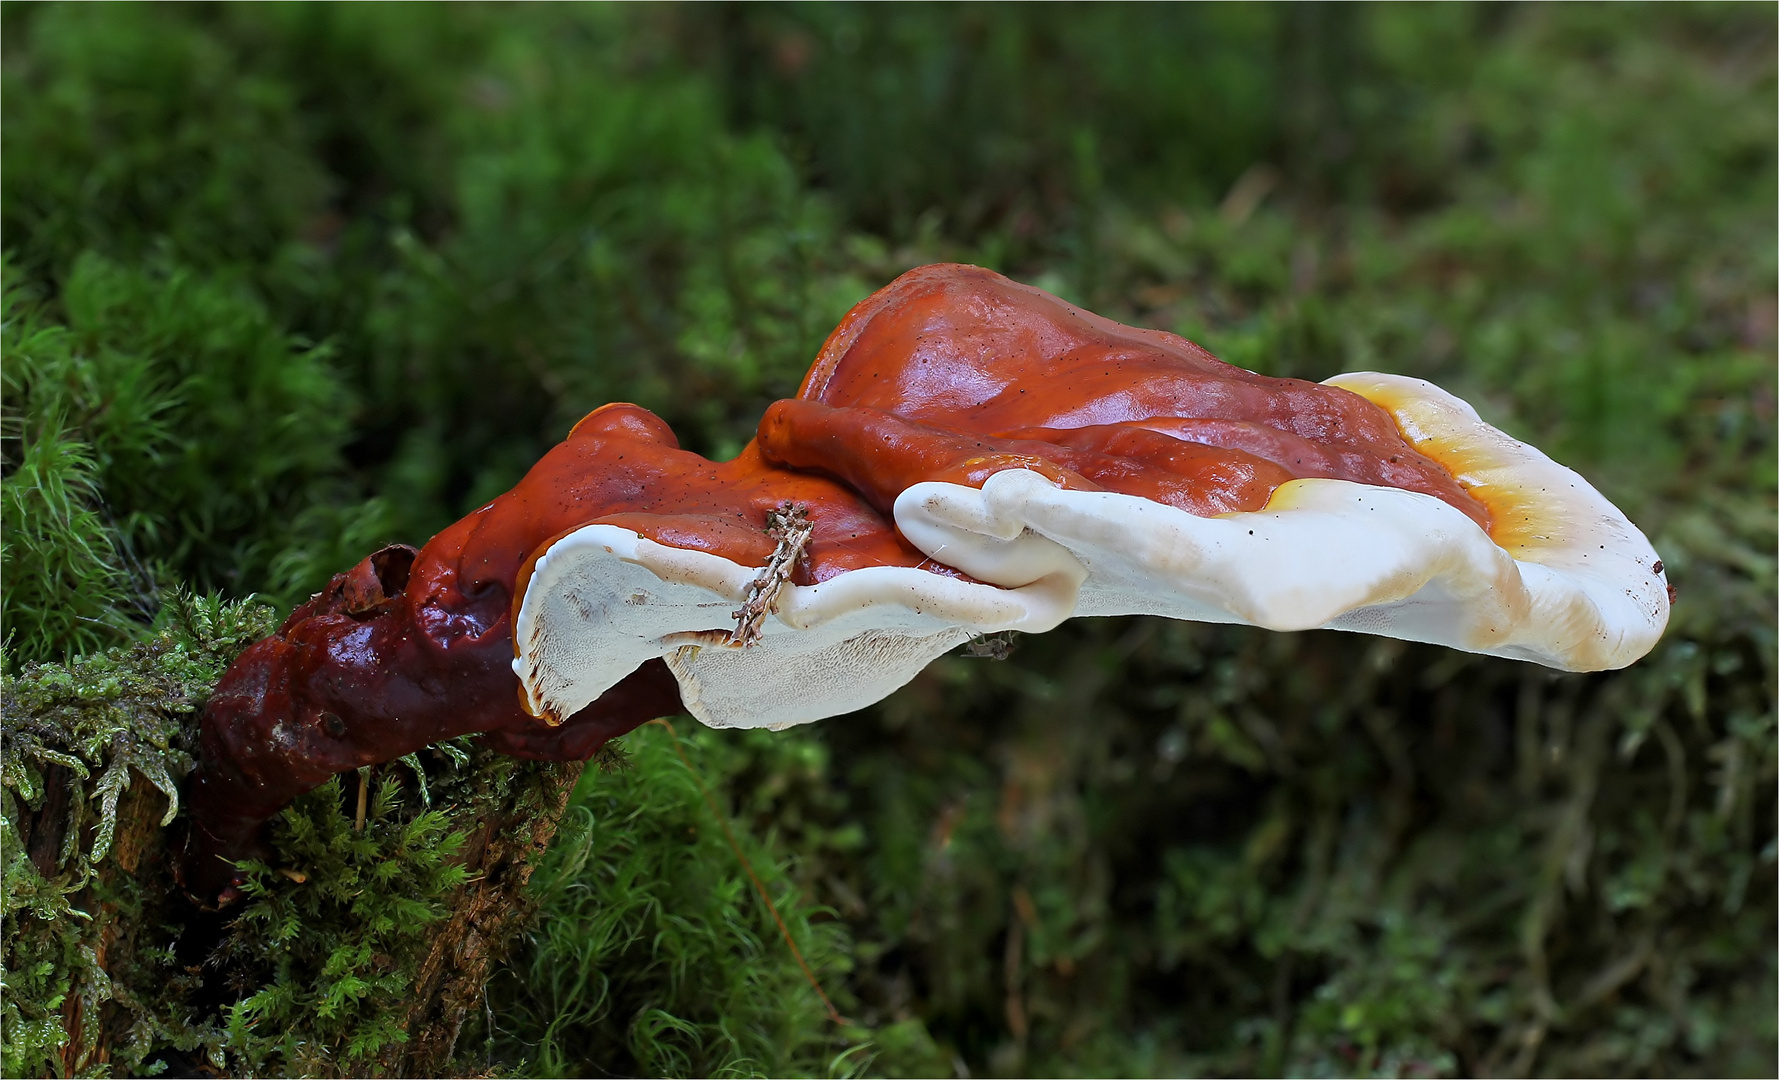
[[181, 263, 1669, 902]]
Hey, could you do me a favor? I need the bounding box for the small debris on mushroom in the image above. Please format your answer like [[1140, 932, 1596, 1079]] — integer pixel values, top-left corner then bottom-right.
[[730, 503, 814, 648]]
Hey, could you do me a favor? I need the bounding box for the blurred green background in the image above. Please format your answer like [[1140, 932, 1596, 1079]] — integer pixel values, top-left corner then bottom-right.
[[3, 3, 1773, 1076]]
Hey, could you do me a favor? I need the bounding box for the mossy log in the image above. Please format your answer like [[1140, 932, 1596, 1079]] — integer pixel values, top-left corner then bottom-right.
[[2, 597, 589, 1078]]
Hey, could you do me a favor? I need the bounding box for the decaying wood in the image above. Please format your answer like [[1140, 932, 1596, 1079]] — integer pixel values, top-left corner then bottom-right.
[[22, 775, 180, 1079], [11, 752, 585, 1078], [396, 759, 586, 1079]]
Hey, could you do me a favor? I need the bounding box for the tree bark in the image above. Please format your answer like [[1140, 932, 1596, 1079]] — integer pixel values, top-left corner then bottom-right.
[[397, 759, 585, 1078], [8, 771, 178, 1078]]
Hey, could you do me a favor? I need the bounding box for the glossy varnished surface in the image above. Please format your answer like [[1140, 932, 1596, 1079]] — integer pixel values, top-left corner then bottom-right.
[[788, 264, 1490, 530]]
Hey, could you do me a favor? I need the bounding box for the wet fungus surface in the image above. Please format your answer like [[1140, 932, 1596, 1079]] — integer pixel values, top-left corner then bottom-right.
[[181, 263, 1668, 902], [775, 263, 1489, 527]]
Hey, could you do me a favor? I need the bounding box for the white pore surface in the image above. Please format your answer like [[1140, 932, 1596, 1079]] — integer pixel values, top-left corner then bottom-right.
[[512, 524, 1081, 729], [893, 375, 1667, 672], [1324, 372, 1668, 669]]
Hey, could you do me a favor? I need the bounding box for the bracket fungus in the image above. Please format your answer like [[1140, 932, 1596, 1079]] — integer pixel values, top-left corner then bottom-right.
[[181, 263, 1669, 902], [755, 266, 1669, 671]]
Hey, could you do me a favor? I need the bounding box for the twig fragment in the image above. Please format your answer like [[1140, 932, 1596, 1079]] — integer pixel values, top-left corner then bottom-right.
[[729, 503, 812, 648], [354, 766, 370, 832]]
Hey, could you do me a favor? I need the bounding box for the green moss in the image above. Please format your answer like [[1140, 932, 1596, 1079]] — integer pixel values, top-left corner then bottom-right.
[[484, 723, 876, 1078], [1, 593, 275, 1077], [215, 773, 471, 1076], [0, 261, 141, 664], [0, 2, 328, 277], [1, 251, 388, 666]]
